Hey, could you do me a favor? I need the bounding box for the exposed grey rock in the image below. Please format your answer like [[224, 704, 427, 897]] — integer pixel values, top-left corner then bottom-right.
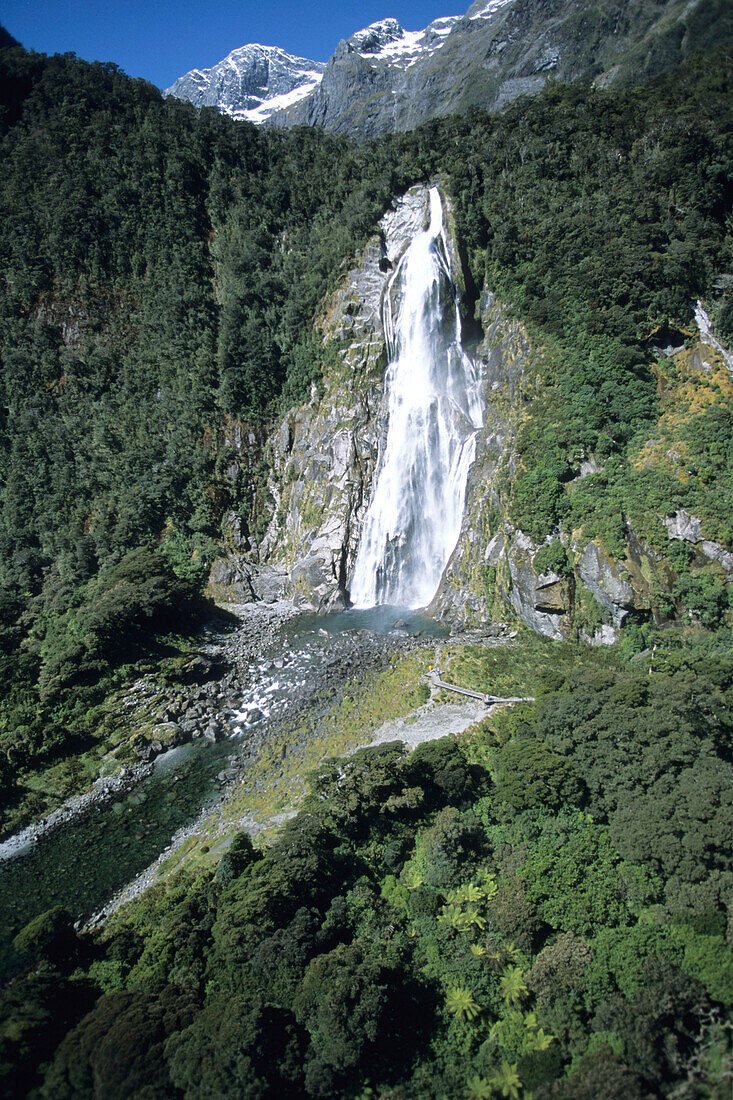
[[208, 558, 290, 603], [663, 509, 733, 572], [578, 456, 601, 478], [221, 512, 249, 549], [577, 540, 636, 627], [32, 299, 91, 348], [166, 1, 731, 139], [583, 624, 617, 646], [665, 509, 705, 544], [0, 761, 155, 862], [204, 722, 224, 743], [504, 534, 574, 640]]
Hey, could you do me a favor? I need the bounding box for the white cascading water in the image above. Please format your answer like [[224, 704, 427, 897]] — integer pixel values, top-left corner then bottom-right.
[[350, 186, 483, 609]]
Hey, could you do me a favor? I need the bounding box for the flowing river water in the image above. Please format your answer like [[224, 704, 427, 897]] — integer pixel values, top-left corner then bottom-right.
[[0, 607, 445, 966]]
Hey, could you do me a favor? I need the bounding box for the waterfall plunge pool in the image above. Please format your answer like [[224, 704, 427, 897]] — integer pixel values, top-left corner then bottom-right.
[[283, 604, 448, 641]]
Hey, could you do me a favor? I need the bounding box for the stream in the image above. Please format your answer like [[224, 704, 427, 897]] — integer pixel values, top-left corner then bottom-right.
[[0, 606, 444, 964]]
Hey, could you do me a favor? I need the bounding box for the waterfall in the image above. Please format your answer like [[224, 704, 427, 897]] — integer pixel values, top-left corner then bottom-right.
[[350, 186, 483, 609]]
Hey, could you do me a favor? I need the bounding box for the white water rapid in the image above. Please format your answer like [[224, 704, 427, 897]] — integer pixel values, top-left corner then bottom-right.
[[350, 187, 483, 609]]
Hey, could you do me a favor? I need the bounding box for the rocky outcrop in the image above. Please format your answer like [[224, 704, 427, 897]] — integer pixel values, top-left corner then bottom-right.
[[207, 558, 291, 604], [507, 535, 576, 639], [576, 540, 637, 629], [663, 510, 733, 573]]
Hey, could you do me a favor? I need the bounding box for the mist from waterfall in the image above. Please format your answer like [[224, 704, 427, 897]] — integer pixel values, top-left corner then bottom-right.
[[350, 187, 483, 609]]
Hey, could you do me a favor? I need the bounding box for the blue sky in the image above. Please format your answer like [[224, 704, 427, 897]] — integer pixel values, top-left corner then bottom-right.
[[2, 1, 462, 89]]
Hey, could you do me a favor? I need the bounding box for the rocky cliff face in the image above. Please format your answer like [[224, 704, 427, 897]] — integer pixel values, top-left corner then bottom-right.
[[167, 0, 728, 138], [209, 183, 732, 638], [210, 186, 431, 609]]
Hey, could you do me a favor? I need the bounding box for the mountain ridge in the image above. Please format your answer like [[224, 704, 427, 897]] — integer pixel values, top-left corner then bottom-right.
[[165, 0, 733, 136]]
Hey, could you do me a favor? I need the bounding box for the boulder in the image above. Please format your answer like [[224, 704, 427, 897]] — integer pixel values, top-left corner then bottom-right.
[[204, 722, 225, 743]]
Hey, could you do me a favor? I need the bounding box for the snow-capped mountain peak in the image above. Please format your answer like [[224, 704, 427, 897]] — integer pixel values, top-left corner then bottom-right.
[[345, 14, 462, 68], [164, 43, 325, 124]]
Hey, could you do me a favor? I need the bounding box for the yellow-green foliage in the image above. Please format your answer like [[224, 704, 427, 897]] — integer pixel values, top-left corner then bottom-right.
[[443, 634, 614, 699]]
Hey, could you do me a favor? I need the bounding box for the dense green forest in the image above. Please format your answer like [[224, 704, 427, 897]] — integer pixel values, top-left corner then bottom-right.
[[0, 46, 424, 823], [0, 40, 731, 812], [0, 30, 732, 1099], [2, 631, 732, 1098]]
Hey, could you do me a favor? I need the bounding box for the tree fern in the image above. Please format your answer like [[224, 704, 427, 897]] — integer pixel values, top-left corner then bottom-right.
[[446, 985, 481, 1020]]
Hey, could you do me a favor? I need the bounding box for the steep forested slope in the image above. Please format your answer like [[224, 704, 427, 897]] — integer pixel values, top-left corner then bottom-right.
[[2, 634, 732, 1098], [0, 29, 732, 1100], [0, 39, 731, 822]]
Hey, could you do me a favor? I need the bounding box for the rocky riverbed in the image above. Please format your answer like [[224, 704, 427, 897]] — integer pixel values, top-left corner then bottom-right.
[[88, 615, 507, 926], [3, 600, 499, 940], [0, 601, 299, 861]]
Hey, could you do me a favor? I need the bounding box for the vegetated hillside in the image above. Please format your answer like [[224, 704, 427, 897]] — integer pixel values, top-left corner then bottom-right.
[[0, 30, 732, 1100], [0, 37, 731, 821], [0, 42, 426, 827], [2, 632, 732, 1098]]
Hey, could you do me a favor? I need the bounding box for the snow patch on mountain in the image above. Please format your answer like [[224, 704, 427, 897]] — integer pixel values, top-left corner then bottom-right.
[[346, 16, 462, 68], [228, 70, 325, 123], [468, 0, 516, 18], [164, 43, 325, 123]]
